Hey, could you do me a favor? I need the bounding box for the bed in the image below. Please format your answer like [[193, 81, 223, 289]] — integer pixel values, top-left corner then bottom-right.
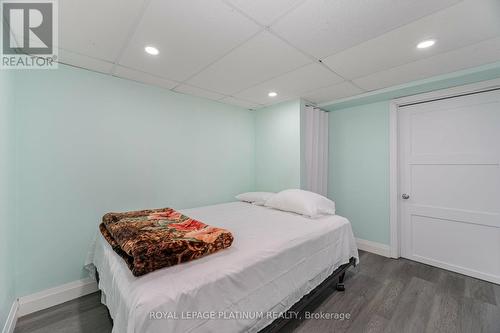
[[89, 201, 359, 333]]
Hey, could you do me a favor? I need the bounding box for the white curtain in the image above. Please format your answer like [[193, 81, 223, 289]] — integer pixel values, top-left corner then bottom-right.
[[303, 105, 329, 196]]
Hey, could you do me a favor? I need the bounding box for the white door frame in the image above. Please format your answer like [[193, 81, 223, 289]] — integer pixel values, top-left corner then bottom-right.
[[388, 77, 500, 258]]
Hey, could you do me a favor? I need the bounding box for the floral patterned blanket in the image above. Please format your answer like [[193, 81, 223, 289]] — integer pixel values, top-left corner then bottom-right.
[[99, 207, 234, 276]]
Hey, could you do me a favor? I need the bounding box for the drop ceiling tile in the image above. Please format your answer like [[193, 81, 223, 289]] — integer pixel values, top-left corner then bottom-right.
[[302, 81, 364, 104], [173, 84, 226, 101], [353, 37, 500, 91], [225, 0, 305, 25], [234, 63, 343, 104], [323, 0, 500, 80], [259, 96, 297, 107], [187, 31, 311, 95], [220, 97, 263, 109], [57, 49, 114, 74], [118, 0, 261, 82], [244, 93, 294, 107], [113, 66, 178, 90], [271, 0, 461, 59], [59, 0, 146, 61]]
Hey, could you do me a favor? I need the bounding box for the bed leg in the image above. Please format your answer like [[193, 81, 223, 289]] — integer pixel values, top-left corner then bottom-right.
[[336, 272, 346, 292]]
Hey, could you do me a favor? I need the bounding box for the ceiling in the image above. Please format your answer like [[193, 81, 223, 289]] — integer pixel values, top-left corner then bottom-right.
[[58, 0, 500, 109]]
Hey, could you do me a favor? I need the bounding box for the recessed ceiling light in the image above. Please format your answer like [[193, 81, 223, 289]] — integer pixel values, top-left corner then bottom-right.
[[416, 39, 436, 49], [268, 91, 278, 97], [144, 46, 159, 55]]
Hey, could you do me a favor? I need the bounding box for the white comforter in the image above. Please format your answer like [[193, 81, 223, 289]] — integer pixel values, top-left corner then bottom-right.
[[90, 202, 359, 333]]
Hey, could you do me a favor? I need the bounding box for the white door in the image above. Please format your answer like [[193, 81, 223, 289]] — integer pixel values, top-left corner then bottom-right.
[[399, 89, 500, 284]]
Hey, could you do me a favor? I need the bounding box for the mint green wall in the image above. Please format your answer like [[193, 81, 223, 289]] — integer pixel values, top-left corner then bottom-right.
[[326, 63, 500, 246], [12, 65, 256, 297], [328, 102, 390, 245], [0, 70, 16, 328], [255, 100, 301, 192]]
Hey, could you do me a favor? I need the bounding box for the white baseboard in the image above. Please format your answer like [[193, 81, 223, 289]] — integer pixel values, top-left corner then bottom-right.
[[356, 238, 391, 257], [2, 300, 18, 333], [17, 278, 98, 317]]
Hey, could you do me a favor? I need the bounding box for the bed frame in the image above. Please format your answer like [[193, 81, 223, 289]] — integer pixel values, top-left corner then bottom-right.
[[259, 257, 357, 333]]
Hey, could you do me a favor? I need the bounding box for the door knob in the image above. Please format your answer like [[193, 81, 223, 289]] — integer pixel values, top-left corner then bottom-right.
[[402, 193, 410, 200]]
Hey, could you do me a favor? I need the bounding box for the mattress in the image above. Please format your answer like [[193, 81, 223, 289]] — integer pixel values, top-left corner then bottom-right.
[[89, 202, 359, 333]]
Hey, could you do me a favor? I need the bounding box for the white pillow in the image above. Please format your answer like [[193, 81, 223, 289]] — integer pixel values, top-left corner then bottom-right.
[[264, 189, 335, 217], [235, 192, 275, 205]]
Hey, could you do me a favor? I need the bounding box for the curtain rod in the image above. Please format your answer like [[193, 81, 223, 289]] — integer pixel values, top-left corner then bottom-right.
[[304, 104, 329, 112]]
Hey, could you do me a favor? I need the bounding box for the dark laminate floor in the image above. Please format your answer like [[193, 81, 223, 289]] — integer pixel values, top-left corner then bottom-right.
[[15, 251, 500, 333]]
